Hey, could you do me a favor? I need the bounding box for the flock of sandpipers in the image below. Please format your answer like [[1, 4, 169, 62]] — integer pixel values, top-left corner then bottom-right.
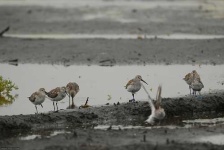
[[28, 70, 203, 125]]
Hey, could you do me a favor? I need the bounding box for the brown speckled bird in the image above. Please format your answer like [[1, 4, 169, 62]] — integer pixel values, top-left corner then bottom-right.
[[66, 82, 80, 108], [183, 70, 202, 95], [45, 86, 67, 112], [190, 70, 204, 95], [28, 88, 46, 114], [125, 75, 148, 102]]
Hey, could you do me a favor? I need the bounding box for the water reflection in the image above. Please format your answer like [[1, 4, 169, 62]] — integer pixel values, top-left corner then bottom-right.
[[0, 75, 18, 106], [0, 96, 14, 106], [195, 134, 224, 145], [0, 64, 223, 115], [20, 130, 71, 140], [4, 33, 224, 40]]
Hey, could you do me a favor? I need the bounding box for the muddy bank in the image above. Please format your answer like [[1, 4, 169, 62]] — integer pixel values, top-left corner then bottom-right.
[[1, 92, 224, 132], [0, 38, 224, 65], [1, 128, 224, 150], [0, 0, 224, 35], [1, 92, 224, 149], [0, 0, 224, 66]]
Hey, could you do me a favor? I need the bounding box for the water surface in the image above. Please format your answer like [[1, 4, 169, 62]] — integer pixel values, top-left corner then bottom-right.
[[4, 33, 224, 40], [0, 64, 223, 115]]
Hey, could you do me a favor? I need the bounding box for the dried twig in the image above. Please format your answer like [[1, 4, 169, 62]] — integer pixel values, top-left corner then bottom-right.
[[0, 26, 10, 37]]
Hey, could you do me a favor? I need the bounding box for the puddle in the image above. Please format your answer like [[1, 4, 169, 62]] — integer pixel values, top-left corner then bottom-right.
[[94, 125, 179, 130], [0, 64, 224, 115], [94, 117, 224, 131], [194, 134, 224, 145], [4, 33, 224, 40], [19, 130, 71, 140], [20, 134, 41, 140], [183, 117, 224, 125], [48, 130, 71, 137]]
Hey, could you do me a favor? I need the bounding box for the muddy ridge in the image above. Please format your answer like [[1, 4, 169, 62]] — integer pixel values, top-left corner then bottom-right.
[[1, 92, 224, 132]]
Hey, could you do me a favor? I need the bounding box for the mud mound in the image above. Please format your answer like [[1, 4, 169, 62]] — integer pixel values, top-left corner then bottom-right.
[[0, 92, 224, 132]]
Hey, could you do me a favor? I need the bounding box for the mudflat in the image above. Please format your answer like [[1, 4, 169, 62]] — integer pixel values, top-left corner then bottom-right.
[[0, 0, 224, 149]]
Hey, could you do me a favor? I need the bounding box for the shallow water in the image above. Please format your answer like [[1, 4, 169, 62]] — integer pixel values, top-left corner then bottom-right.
[[0, 0, 202, 8], [0, 64, 224, 115], [94, 117, 224, 131], [4, 33, 224, 40], [194, 134, 224, 145], [94, 125, 179, 130], [20, 130, 71, 140]]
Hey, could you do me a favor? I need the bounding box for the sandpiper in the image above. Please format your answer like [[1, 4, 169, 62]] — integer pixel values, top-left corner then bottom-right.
[[183, 72, 193, 94], [125, 75, 148, 102], [45, 86, 67, 112], [66, 82, 79, 108], [190, 70, 204, 95], [142, 85, 165, 125], [28, 88, 46, 114]]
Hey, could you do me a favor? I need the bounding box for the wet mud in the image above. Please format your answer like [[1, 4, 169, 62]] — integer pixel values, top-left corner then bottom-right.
[[0, 0, 224, 149], [1, 92, 224, 149], [1, 38, 224, 66]]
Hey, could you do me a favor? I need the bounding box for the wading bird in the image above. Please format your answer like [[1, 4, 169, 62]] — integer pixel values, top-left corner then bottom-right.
[[125, 75, 148, 102], [142, 84, 165, 125], [190, 70, 204, 95], [45, 86, 67, 112], [28, 88, 46, 114], [183, 72, 193, 94], [66, 82, 79, 108], [184, 70, 204, 95]]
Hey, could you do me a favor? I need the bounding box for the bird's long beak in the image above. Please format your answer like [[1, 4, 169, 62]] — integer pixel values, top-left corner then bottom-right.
[[141, 79, 148, 85]]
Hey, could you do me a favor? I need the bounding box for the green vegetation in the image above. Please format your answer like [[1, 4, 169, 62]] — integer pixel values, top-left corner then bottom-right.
[[0, 75, 18, 106]]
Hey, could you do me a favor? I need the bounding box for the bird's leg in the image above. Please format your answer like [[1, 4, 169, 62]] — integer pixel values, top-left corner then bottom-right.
[[40, 104, 43, 108], [53, 102, 55, 111], [56, 102, 59, 112], [193, 90, 196, 96], [35, 105, 38, 114], [132, 93, 135, 102], [72, 96, 74, 107], [129, 93, 135, 102], [189, 86, 191, 95], [69, 95, 70, 107]]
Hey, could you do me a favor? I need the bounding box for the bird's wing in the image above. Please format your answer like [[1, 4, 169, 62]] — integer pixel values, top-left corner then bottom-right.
[[141, 83, 155, 112], [47, 88, 59, 98], [199, 79, 204, 88], [155, 85, 162, 109], [28, 92, 37, 102], [73, 82, 80, 92], [125, 79, 134, 89]]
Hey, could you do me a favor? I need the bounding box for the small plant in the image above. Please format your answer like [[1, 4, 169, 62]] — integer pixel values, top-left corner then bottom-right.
[[0, 75, 18, 106]]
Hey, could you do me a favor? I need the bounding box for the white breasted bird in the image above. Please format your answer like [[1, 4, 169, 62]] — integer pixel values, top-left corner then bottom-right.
[[125, 75, 148, 102], [190, 70, 204, 95], [142, 84, 165, 125], [28, 88, 46, 114], [45, 86, 67, 112]]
